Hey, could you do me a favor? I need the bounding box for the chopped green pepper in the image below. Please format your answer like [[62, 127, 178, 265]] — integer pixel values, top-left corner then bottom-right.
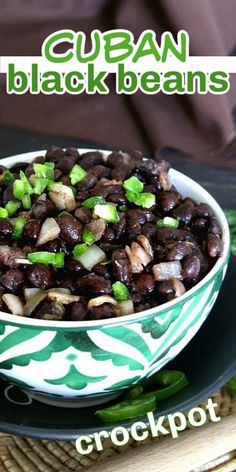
[[226, 374, 236, 396], [157, 217, 179, 229], [82, 229, 96, 246], [0, 207, 9, 218], [28, 251, 65, 268], [5, 201, 20, 217], [12, 216, 27, 239], [20, 171, 33, 195], [82, 196, 106, 209], [94, 203, 119, 223], [112, 281, 130, 302], [33, 177, 49, 194], [69, 164, 87, 185], [13, 180, 25, 200], [3, 170, 15, 186], [95, 394, 156, 423], [22, 194, 32, 210], [33, 162, 55, 180], [123, 176, 144, 194], [72, 244, 87, 257]]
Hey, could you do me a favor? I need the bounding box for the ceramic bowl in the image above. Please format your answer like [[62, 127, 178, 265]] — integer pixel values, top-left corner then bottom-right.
[[0, 150, 230, 408]]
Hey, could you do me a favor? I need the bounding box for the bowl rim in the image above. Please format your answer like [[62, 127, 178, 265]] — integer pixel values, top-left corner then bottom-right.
[[0, 149, 230, 329]]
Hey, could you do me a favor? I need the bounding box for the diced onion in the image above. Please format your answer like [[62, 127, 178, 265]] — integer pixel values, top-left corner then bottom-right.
[[49, 183, 76, 211], [74, 244, 106, 271], [24, 288, 41, 300], [23, 290, 48, 317], [2, 294, 24, 316], [116, 299, 134, 316], [47, 291, 80, 304], [152, 261, 182, 281], [172, 279, 186, 297], [88, 295, 118, 309], [36, 218, 60, 246], [159, 170, 172, 191]]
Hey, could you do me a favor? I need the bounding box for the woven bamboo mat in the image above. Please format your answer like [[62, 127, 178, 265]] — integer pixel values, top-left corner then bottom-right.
[[0, 387, 235, 472]]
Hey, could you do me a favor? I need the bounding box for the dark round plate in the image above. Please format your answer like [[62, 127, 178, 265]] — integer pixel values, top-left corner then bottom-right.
[[0, 256, 235, 440]]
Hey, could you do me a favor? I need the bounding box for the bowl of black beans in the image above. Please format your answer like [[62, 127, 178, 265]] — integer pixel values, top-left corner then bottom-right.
[[0, 147, 230, 407]]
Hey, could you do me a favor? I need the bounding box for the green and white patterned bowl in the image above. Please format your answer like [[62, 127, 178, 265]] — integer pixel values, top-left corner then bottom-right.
[[0, 150, 230, 408]]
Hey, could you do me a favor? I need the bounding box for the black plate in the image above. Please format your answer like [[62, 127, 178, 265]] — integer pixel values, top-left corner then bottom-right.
[[0, 256, 235, 440]]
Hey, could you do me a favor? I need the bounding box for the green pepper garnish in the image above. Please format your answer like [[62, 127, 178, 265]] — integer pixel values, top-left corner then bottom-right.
[[95, 394, 156, 423], [82, 196, 106, 209], [142, 370, 188, 401], [69, 164, 87, 185], [112, 281, 130, 302]]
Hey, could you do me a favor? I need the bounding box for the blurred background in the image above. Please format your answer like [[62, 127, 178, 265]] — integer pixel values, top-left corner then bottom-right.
[[1, 0, 236, 167]]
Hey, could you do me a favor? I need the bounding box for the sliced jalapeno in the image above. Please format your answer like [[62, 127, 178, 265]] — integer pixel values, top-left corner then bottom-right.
[[95, 394, 156, 423], [143, 370, 188, 401]]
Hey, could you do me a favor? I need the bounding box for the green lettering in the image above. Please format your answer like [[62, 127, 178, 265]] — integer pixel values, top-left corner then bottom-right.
[[104, 31, 133, 63], [31, 63, 39, 93], [41, 72, 63, 93], [7, 64, 28, 94], [163, 71, 184, 93], [162, 31, 188, 63], [133, 31, 161, 63], [117, 64, 138, 93], [87, 63, 109, 93], [187, 71, 206, 93], [65, 71, 85, 93], [76, 31, 100, 63], [209, 71, 230, 94], [42, 30, 74, 63], [140, 71, 160, 93]]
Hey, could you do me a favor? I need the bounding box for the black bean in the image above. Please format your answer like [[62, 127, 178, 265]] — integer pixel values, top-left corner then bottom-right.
[[108, 193, 126, 205], [137, 159, 160, 177], [89, 303, 116, 320], [45, 146, 65, 163], [65, 258, 84, 273], [42, 238, 63, 253], [94, 263, 111, 279], [27, 264, 53, 289], [77, 173, 98, 191], [127, 210, 147, 225], [206, 234, 223, 258], [173, 203, 195, 225], [127, 221, 142, 239], [34, 301, 64, 320], [77, 274, 111, 295], [193, 218, 208, 234], [157, 228, 192, 242], [182, 256, 201, 281], [79, 151, 104, 170], [92, 165, 111, 179], [58, 175, 71, 186], [66, 147, 79, 159], [111, 165, 131, 181], [112, 249, 132, 283], [208, 217, 222, 236], [0, 269, 24, 291], [142, 224, 157, 239], [58, 215, 82, 245], [24, 220, 41, 241], [196, 203, 214, 218], [0, 219, 13, 238], [70, 301, 87, 321], [107, 151, 131, 168], [113, 216, 126, 239], [160, 192, 179, 212], [167, 242, 193, 261], [3, 184, 14, 205], [131, 273, 155, 295], [101, 227, 115, 243], [74, 207, 91, 223], [32, 199, 56, 219], [157, 280, 174, 298], [56, 155, 78, 173]]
